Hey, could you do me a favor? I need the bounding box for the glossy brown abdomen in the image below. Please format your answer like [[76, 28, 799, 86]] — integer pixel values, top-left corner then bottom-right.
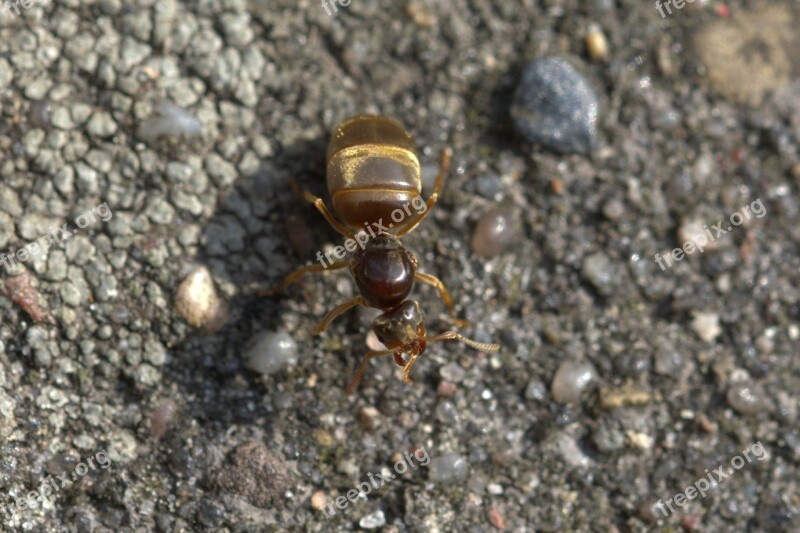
[[327, 115, 421, 232]]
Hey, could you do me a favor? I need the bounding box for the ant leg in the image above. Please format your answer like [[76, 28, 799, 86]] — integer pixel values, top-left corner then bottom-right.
[[414, 272, 470, 328], [395, 148, 451, 237], [258, 260, 348, 297], [344, 348, 396, 394], [311, 296, 366, 334], [425, 331, 501, 353], [291, 180, 354, 238], [400, 353, 420, 384]]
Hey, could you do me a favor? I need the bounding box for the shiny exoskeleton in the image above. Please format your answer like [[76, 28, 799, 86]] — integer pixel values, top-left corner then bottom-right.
[[269, 115, 499, 393], [327, 115, 422, 233]]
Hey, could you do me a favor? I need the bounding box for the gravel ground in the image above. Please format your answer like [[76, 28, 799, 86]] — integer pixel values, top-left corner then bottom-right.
[[0, 0, 798, 532]]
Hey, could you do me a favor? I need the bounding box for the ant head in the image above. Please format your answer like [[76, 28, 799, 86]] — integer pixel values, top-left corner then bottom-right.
[[351, 234, 417, 309], [346, 300, 501, 394], [371, 300, 426, 351]]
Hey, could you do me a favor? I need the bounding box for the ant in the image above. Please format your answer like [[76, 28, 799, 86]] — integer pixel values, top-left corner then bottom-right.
[[268, 115, 499, 393]]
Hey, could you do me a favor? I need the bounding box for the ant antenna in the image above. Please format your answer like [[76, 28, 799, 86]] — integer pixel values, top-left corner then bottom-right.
[[398, 331, 500, 385], [424, 331, 501, 352]]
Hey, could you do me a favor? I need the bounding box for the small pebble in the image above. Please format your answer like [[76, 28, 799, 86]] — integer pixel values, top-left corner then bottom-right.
[[405, 3, 436, 28], [654, 344, 684, 376], [487, 482, 503, 495], [357, 406, 380, 430], [602, 199, 625, 220], [581, 252, 617, 296], [474, 175, 504, 199], [437, 380, 457, 398], [471, 206, 519, 257], [468, 474, 487, 493], [551, 361, 596, 403], [429, 453, 468, 483], [592, 424, 626, 452], [439, 362, 466, 383], [524, 379, 546, 401], [4, 271, 48, 322], [310, 491, 326, 511], [336, 459, 359, 478], [487, 506, 506, 529], [173, 266, 227, 331], [29, 100, 52, 129], [626, 431, 654, 450], [691, 312, 722, 342], [556, 433, 591, 467], [138, 101, 202, 143], [678, 218, 721, 252], [682, 514, 702, 531], [614, 352, 650, 378], [695, 412, 718, 434], [435, 401, 460, 425], [86, 111, 118, 138], [511, 57, 598, 155], [598, 383, 653, 409], [585, 24, 609, 62], [312, 429, 334, 448], [727, 383, 769, 415], [243, 330, 298, 376], [636, 500, 660, 523], [150, 399, 178, 440], [359, 510, 386, 529]]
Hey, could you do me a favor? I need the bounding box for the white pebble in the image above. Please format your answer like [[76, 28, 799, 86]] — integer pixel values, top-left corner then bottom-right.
[[244, 330, 298, 375], [678, 218, 720, 252], [138, 101, 202, 143], [359, 510, 386, 529], [487, 482, 504, 495], [173, 266, 227, 331], [551, 361, 596, 403], [691, 312, 722, 342], [429, 453, 468, 483], [555, 433, 591, 468]]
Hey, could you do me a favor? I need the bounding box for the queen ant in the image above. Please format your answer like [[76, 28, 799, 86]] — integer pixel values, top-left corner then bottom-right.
[[268, 115, 499, 393]]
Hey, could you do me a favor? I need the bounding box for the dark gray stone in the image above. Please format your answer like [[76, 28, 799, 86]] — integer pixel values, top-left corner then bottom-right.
[[511, 57, 598, 155]]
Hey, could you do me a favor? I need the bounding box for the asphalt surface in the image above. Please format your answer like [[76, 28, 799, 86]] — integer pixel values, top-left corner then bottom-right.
[[0, 0, 798, 532]]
